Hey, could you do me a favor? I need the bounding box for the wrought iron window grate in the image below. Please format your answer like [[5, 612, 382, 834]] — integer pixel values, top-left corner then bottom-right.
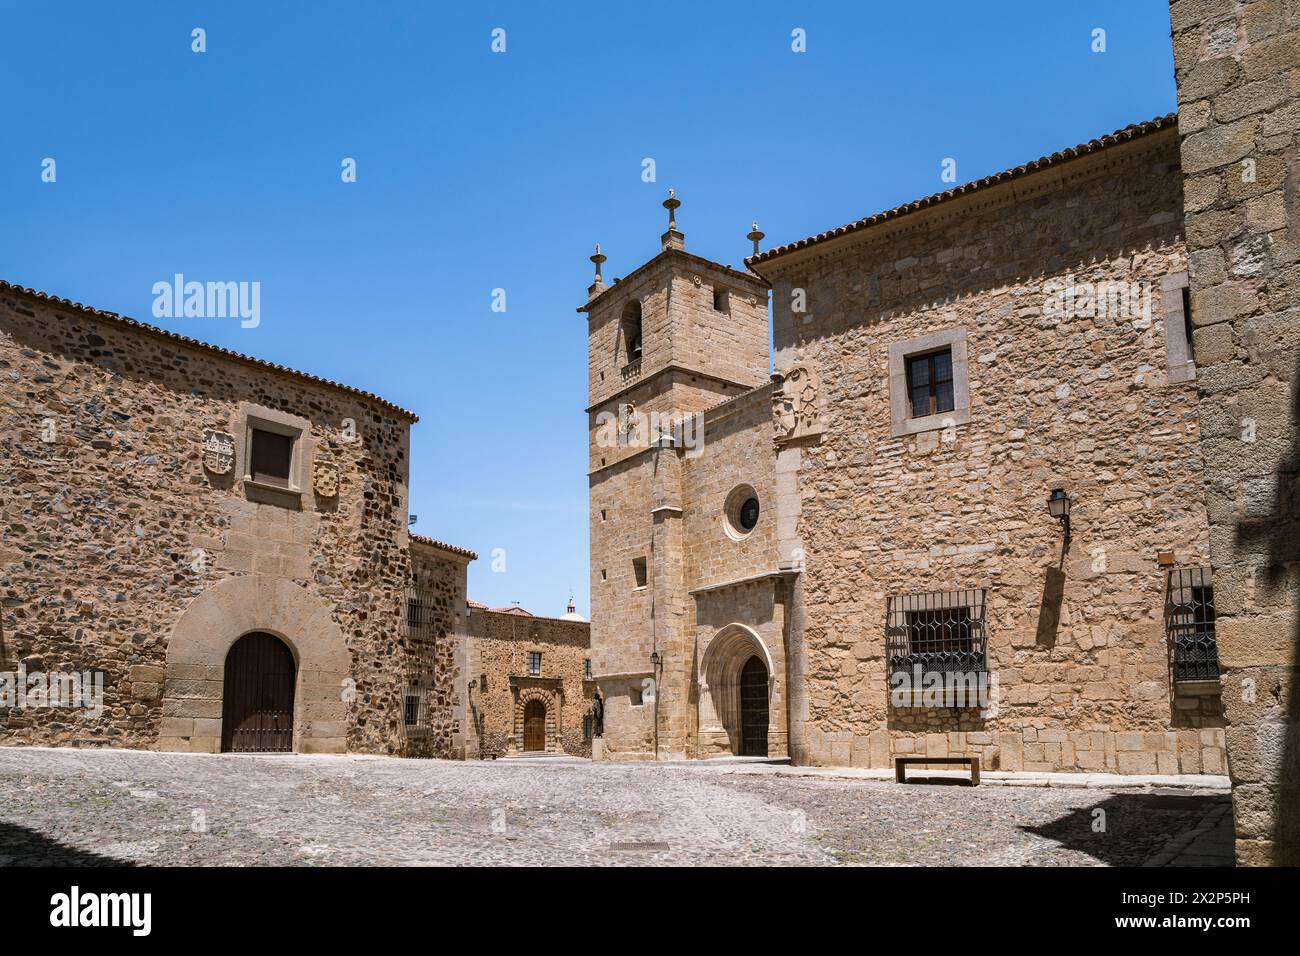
[[1166, 568, 1219, 681], [401, 585, 443, 751], [886, 589, 987, 680]]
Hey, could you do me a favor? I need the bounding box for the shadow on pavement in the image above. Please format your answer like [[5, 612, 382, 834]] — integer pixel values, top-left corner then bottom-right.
[[1020, 792, 1232, 866], [0, 820, 135, 866]]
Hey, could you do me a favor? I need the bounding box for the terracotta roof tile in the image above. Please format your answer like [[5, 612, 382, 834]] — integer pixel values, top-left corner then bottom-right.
[[409, 533, 477, 560], [746, 113, 1178, 268], [0, 280, 419, 422]]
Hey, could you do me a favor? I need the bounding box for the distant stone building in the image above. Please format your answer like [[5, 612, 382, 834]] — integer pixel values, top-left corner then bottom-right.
[[464, 599, 594, 757], [584, 119, 1230, 774], [0, 281, 476, 757]]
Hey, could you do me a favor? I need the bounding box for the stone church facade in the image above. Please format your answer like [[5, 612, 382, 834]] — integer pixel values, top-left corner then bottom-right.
[[585, 118, 1232, 775]]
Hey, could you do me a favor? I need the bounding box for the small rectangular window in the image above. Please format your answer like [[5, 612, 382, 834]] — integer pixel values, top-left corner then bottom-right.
[[905, 349, 955, 419], [250, 428, 293, 486], [584, 659, 593, 680], [633, 556, 648, 589], [528, 651, 541, 675], [629, 685, 643, 706], [1162, 272, 1196, 383], [713, 287, 730, 313], [583, 715, 593, 741], [403, 693, 421, 727]]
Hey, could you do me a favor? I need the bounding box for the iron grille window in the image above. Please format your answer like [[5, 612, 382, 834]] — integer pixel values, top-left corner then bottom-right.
[[1166, 567, 1219, 681], [584, 659, 592, 680], [405, 587, 438, 640], [886, 589, 987, 680], [905, 348, 955, 418], [528, 651, 541, 675], [401, 584, 442, 753]]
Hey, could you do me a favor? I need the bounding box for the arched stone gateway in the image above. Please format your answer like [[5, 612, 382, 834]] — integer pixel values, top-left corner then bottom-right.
[[698, 623, 778, 757], [511, 687, 557, 753], [159, 574, 352, 754]]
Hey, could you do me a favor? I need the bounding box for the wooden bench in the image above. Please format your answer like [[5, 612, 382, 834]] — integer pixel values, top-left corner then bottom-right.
[[894, 755, 980, 786]]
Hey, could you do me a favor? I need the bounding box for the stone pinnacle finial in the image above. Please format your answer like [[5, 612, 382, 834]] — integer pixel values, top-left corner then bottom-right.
[[663, 189, 680, 230], [661, 189, 684, 252], [747, 220, 765, 257], [588, 242, 608, 299]]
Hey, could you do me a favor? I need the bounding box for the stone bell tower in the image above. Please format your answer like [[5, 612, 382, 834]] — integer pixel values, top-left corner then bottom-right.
[[579, 192, 770, 760]]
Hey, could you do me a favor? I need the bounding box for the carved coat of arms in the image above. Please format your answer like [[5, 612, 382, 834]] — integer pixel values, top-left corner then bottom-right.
[[201, 430, 235, 475], [313, 459, 340, 498], [771, 365, 823, 443]]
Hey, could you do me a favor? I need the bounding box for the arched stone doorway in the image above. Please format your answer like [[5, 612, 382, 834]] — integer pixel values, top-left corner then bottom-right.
[[698, 623, 777, 757], [222, 632, 297, 753], [738, 655, 769, 757], [159, 574, 352, 754], [511, 687, 557, 753], [523, 699, 547, 752]]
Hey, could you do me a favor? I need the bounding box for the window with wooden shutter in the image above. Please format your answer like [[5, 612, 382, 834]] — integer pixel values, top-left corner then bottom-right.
[[250, 428, 293, 487]]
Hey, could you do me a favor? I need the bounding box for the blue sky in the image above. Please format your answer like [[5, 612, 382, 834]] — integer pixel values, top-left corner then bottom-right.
[[0, 1, 1177, 616]]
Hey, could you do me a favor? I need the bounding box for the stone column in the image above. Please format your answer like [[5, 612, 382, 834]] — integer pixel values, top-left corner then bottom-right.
[[1169, 0, 1300, 865]]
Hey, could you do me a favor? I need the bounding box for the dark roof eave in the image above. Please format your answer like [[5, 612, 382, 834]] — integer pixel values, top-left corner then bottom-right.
[[0, 280, 420, 423], [745, 113, 1179, 270], [409, 533, 478, 561]]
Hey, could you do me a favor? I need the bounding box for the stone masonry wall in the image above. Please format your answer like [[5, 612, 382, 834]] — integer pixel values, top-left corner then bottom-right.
[[1170, 0, 1300, 863], [467, 609, 593, 757], [761, 128, 1226, 774], [681, 384, 787, 757], [0, 289, 413, 753], [405, 541, 472, 758]]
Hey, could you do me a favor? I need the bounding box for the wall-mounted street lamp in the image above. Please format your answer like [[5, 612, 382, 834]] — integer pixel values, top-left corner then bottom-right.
[[649, 651, 662, 761], [1048, 488, 1072, 549]]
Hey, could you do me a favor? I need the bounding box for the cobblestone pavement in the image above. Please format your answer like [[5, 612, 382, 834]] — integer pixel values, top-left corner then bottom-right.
[[0, 748, 1233, 866]]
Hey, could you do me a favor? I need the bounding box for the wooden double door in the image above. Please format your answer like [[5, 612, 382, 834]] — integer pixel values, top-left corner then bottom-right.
[[523, 699, 547, 752], [221, 631, 296, 753]]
